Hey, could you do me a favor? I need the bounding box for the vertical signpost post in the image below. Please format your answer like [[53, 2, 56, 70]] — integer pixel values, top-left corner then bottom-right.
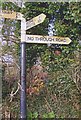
[[20, 13, 46, 119], [20, 41, 27, 119], [20, 17, 27, 119]]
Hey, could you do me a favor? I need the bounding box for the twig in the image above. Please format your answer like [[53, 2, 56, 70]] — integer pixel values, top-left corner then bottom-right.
[[44, 97, 53, 112], [10, 82, 24, 102]]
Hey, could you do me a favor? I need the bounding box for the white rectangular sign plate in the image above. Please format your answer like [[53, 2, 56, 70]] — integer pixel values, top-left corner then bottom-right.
[[0, 10, 17, 19], [22, 35, 71, 44], [0, 10, 24, 20], [26, 13, 46, 30]]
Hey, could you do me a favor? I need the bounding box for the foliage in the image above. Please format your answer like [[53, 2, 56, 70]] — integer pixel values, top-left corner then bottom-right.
[[2, 2, 81, 119], [27, 111, 55, 119]]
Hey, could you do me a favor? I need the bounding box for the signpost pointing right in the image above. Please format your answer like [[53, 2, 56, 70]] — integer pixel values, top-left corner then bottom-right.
[[21, 35, 71, 45], [26, 13, 46, 30]]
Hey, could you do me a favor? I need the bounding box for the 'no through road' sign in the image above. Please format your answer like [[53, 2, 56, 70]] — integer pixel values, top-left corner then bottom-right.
[[21, 35, 71, 45]]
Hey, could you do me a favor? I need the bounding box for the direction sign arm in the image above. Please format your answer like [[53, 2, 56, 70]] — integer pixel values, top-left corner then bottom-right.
[[25, 35, 71, 44], [26, 13, 46, 30]]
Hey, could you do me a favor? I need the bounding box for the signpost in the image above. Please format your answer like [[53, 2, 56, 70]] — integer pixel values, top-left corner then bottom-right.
[[1, 8, 71, 119], [22, 35, 71, 44], [26, 13, 46, 30], [0, 10, 24, 20], [0, 10, 17, 19]]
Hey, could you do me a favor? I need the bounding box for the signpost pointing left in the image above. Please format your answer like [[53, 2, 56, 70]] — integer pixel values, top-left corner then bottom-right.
[[0, 10, 17, 19], [0, 10, 24, 20]]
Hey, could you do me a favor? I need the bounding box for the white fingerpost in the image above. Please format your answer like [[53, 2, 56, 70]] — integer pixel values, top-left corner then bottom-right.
[[20, 1, 27, 119], [21, 18, 26, 42]]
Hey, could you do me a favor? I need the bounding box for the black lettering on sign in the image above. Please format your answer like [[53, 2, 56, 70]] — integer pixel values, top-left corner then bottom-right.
[[36, 37, 40, 41], [2, 10, 12, 14], [27, 37, 34, 41], [35, 37, 38, 41], [56, 38, 64, 42], [56, 38, 59, 42], [26, 19, 35, 28], [52, 38, 56, 41], [40, 37, 44, 41], [45, 37, 47, 41], [55, 38, 67, 42], [63, 39, 66, 42], [43, 37, 47, 41], [48, 37, 53, 41], [38, 16, 41, 23]]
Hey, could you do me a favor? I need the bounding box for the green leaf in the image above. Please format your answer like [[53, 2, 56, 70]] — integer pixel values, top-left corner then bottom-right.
[[32, 112, 38, 118], [48, 111, 55, 118], [43, 113, 48, 118]]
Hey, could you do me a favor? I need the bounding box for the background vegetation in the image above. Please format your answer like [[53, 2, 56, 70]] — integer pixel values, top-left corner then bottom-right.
[[1, 2, 81, 119]]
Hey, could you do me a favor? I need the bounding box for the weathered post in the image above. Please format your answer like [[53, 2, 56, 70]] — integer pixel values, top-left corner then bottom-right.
[[20, 18, 27, 119]]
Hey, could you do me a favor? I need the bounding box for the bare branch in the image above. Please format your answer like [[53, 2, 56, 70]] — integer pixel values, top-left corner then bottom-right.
[[10, 82, 20, 102]]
